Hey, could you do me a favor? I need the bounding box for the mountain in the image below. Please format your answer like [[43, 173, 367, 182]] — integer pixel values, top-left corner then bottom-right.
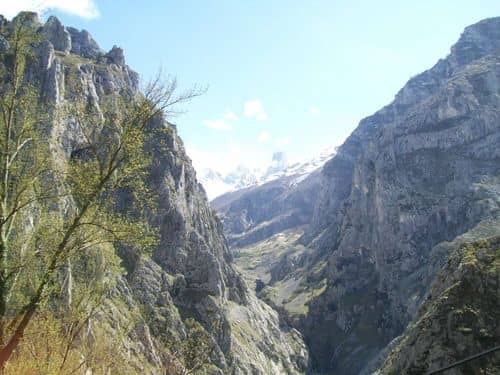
[[213, 16, 500, 375], [300, 16, 500, 374], [264, 151, 289, 179], [0, 12, 308, 373], [199, 147, 336, 199], [212, 170, 321, 248], [200, 165, 259, 200], [211, 147, 335, 247], [376, 237, 500, 374], [4, 10, 500, 375], [263, 147, 336, 182]]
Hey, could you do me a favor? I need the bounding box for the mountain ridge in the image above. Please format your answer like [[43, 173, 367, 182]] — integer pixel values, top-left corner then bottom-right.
[[300, 15, 500, 374], [0, 11, 308, 373], [199, 147, 336, 200], [211, 15, 500, 375]]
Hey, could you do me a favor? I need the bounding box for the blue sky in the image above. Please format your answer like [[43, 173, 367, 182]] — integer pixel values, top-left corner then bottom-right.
[[2, 1, 500, 173]]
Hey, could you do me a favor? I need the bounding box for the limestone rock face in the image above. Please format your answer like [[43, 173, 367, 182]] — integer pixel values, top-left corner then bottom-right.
[[301, 16, 500, 374], [0, 12, 308, 374], [213, 170, 321, 248], [12, 11, 39, 27], [0, 35, 8, 53], [42, 16, 71, 53], [67, 26, 103, 59], [376, 238, 500, 375], [106, 45, 125, 66]]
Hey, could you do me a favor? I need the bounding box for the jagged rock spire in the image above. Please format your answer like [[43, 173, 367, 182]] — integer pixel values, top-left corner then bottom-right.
[[43, 16, 71, 54]]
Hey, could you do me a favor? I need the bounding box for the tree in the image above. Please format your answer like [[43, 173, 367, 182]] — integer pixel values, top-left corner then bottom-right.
[[164, 318, 218, 375], [0, 13, 202, 369], [3, 281, 129, 374]]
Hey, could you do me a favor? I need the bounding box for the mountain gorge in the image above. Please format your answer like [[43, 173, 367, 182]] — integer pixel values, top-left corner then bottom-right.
[[0, 12, 307, 374], [215, 16, 500, 375], [1, 9, 499, 375], [211, 148, 335, 248]]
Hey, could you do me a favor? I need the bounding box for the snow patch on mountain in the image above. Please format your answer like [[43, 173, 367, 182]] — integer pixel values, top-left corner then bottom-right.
[[198, 146, 337, 200]]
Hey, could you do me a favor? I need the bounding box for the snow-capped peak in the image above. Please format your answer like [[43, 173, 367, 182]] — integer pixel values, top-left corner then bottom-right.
[[198, 147, 336, 200]]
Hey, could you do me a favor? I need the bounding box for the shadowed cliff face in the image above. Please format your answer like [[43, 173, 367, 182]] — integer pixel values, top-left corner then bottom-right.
[[301, 17, 500, 374], [376, 237, 500, 375], [212, 170, 321, 248], [0, 12, 308, 374]]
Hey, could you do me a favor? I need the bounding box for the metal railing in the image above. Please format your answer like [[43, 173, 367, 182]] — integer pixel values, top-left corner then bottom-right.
[[426, 345, 500, 374]]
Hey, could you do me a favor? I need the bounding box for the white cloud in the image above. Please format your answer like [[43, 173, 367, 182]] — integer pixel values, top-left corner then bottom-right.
[[186, 144, 267, 176], [0, 0, 100, 20], [309, 106, 320, 115], [203, 109, 238, 131], [243, 99, 268, 121], [257, 131, 270, 143], [202, 119, 232, 131], [224, 111, 238, 121]]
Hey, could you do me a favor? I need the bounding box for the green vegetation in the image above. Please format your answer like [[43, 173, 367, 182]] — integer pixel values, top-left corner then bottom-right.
[[164, 318, 219, 375], [233, 229, 307, 283], [3, 312, 132, 374], [233, 229, 326, 321], [0, 15, 203, 371], [380, 237, 500, 374]]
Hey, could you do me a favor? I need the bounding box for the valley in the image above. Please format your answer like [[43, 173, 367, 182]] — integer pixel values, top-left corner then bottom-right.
[[211, 16, 500, 374], [0, 6, 499, 375]]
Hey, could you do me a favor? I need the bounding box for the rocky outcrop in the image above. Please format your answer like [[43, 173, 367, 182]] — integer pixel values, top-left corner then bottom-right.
[[213, 170, 321, 247], [0, 12, 308, 374], [300, 16, 500, 374], [376, 237, 500, 374], [105, 45, 125, 66], [66, 26, 102, 59], [42, 16, 71, 53]]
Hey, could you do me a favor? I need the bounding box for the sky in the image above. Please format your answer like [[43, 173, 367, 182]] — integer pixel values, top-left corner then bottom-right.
[[2, 1, 500, 174]]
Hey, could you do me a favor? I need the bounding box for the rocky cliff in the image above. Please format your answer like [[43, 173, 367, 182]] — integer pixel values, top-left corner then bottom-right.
[[301, 16, 500, 374], [0, 12, 308, 374], [376, 237, 499, 374], [213, 170, 320, 248], [211, 147, 336, 249], [7, 11, 500, 375]]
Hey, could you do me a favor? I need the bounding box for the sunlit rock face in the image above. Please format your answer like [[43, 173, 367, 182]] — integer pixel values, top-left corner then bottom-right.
[[0, 12, 308, 374], [213, 171, 321, 248], [211, 148, 336, 248], [5, 10, 500, 375], [300, 16, 500, 374]]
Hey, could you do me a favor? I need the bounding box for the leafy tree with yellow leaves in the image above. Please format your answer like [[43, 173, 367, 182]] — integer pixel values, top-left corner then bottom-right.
[[0, 12, 201, 369]]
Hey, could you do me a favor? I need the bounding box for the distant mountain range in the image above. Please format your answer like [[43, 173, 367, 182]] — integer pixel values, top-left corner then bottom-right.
[[198, 147, 337, 199]]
